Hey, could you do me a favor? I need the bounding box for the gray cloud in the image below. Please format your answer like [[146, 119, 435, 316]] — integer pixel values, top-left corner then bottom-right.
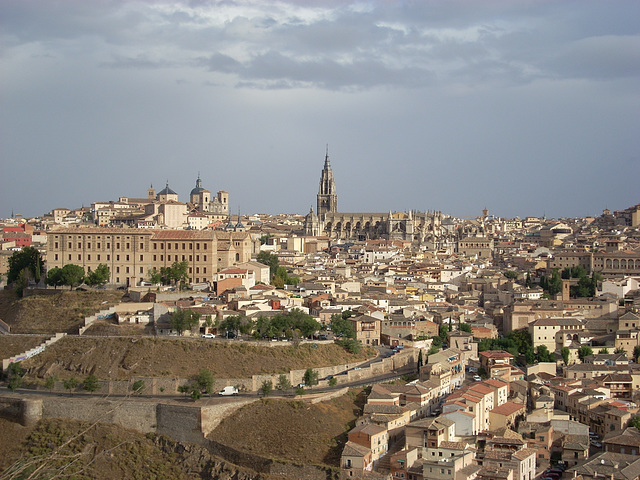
[[0, 0, 638, 220]]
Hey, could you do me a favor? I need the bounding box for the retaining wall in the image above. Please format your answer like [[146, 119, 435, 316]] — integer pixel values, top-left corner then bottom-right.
[[78, 307, 116, 335], [42, 396, 157, 433], [0, 319, 11, 334]]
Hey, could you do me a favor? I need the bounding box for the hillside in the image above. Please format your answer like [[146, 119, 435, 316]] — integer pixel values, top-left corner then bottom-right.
[[20, 336, 376, 381], [0, 290, 125, 335], [210, 389, 367, 467], [0, 418, 272, 480]]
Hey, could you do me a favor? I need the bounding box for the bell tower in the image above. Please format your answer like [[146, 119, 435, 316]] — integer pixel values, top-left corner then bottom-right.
[[317, 145, 338, 218]]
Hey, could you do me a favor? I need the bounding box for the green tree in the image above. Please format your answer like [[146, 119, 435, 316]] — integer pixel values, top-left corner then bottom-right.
[[524, 347, 536, 365], [303, 368, 319, 387], [63, 377, 79, 396], [276, 374, 292, 393], [273, 265, 299, 288], [7, 246, 43, 285], [536, 345, 554, 363], [629, 415, 640, 430], [598, 348, 609, 354], [337, 338, 361, 354], [417, 349, 423, 373], [61, 264, 85, 290], [148, 268, 162, 285], [458, 323, 472, 333], [190, 388, 202, 401], [6, 362, 24, 392], [561, 347, 570, 365], [219, 315, 243, 338], [260, 380, 273, 397], [170, 309, 201, 336], [132, 380, 145, 395], [329, 377, 338, 387], [256, 251, 280, 279], [44, 375, 58, 392], [330, 313, 356, 339], [633, 345, 640, 363], [614, 347, 626, 354], [85, 263, 110, 287], [46, 267, 65, 289], [439, 324, 450, 343], [82, 374, 99, 392], [259, 234, 273, 246], [8, 375, 22, 391], [196, 369, 215, 396], [578, 345, 593, 362], [503, 270, 519, 280]]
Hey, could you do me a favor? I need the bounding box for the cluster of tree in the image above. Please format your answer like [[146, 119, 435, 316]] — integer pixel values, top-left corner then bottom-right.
[[46, 263, 110, 290], [148, 260, 189, 288], [478, 329, 551, 364], [539, 266, 602, 298], [178, 369, 215, 401], [8, 247, 111, 296], [561, 266, 602, 298], [215, 309, 322, 341], [7, 247, 44, 297], [170, 308, 201, 336], [539, 269, 563, 297], [256, 251, 299, 288], [330, 311, 356, 339], [253, 309, 320, 339]]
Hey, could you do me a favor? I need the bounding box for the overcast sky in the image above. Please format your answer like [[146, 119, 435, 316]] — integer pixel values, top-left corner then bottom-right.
[[1, 0, 638, 221]]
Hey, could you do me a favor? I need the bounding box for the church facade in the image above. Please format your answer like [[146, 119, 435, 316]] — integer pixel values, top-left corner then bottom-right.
[[304, 150, 452, 247]]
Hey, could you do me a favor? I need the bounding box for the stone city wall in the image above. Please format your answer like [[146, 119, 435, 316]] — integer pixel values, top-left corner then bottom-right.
[[42, 396, 157, 433], [0, 395, 43, 426]]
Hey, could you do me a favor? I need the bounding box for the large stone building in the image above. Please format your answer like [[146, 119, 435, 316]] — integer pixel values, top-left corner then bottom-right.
[[47, 228, 256, 287], [304, 149, 451, 246]]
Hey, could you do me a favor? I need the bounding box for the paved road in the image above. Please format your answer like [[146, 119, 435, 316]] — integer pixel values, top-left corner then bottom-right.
[[0, 363, 417, 403]]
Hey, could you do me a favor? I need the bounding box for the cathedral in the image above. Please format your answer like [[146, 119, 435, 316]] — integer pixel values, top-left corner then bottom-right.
[[304, 149, 450, 247]]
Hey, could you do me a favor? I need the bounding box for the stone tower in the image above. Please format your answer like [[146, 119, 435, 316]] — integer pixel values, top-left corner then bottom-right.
[[317, 146, 337, 218]]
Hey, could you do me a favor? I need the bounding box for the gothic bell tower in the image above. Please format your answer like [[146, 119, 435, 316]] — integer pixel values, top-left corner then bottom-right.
[[317, 146, 338, 218]]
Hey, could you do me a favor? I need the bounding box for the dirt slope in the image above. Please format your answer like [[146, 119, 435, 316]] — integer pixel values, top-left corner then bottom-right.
[[0, 290, 125, 334], [0, 418, 272, 480], [20, 336, 376, 380], [210, 389, 367, 467]]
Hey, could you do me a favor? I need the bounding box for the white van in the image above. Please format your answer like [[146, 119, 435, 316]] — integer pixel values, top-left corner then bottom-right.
[[218, 386, 238, 396]]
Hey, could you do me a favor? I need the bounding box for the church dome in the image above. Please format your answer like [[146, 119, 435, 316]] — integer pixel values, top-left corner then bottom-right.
[[158, 182, 177, 196], [190, 175, 205, 196]]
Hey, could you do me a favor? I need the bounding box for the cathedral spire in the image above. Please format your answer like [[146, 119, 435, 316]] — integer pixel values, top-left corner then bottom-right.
[[324, 144, 331, 169], [317, 146, 337, 218]]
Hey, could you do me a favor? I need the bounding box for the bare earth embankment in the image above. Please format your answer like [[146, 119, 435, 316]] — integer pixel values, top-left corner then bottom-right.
[[20, 336, 375, 381], [0, 290, 125, 335], [210, 389, 367, 467]]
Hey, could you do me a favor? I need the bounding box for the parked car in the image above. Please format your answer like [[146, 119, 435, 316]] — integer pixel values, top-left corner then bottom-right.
[[591, 440, 602, 448], [297, 382, 306, 389], [473, 375, 482, 382], [218, 386, 238, 396], [202, 333, 216, 339]]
